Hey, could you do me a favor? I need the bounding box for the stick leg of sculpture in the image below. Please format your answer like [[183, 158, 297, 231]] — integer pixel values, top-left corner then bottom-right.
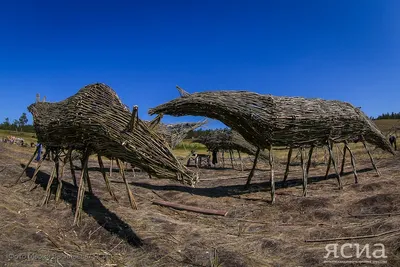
[[229, 150, 235, 169], [81, 159, 93, 194], [340, 142, 347, 176], [306, 146, 314, 176], [237, 150, 244, 171], [74, 148, 90, 226], [41, 162, 57, 206], [361, 136, 381, 176], [300, 147, 308, 197], [222, 150, 225, 168], [85, 166, 92, 194], [68, 148, 77, 187], [324, 146, 332, 179], [245, 147, 260, 189], [116, 159, 137, 209], [327, 141, 342, 189], [282, 147, 293, 187], [55, 149, 65, 203], [59, 150, 66, 181], [232, 150, 238, 168], [98, 155, 118, 202], [109, 158, 113, 177], [14, 146, 39, 184], [344, 141, 358, 183], [29, 151, 49, 191], [269, 146, 276, 204]]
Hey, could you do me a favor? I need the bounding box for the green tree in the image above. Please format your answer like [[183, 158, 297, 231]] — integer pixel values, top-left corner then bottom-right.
[[12, 119, 19, 131], [19, 113, 28, 130], [2, 118, 10, 129]]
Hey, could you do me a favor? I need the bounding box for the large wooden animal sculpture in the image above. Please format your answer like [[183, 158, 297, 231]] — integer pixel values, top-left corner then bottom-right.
[[16, 83, 198, 225], [149, 86, 395, 203]]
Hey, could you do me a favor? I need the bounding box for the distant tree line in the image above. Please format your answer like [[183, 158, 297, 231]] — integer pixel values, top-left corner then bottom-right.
[[375, 112, 400, 120], [0, 113, 35, 132]]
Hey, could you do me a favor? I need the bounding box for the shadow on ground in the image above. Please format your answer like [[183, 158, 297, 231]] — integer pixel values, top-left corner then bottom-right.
[[126, 167, 374, 199], [22, 164, 143, 247]]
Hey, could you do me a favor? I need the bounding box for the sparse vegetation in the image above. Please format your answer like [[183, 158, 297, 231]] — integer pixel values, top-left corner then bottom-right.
[[174, 140, 206, 151], [209, 248, 222, 267]]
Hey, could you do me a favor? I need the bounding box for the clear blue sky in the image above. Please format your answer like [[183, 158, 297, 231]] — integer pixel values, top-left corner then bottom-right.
[[1, 0, 399, 128]]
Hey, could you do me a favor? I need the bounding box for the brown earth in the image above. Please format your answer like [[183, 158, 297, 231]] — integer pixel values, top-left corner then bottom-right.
[[0, 142, 399, 267]]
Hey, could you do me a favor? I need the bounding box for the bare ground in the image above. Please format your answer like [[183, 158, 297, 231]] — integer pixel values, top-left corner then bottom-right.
[[0, 142, 400, 267]]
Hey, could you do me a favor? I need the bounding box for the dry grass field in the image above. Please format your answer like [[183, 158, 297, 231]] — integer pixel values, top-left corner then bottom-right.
[[374, 119, 400, 134], [0, 135, 399, 266]]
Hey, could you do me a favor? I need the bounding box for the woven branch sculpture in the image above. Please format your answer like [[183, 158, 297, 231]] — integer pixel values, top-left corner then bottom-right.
[[195, 129, 267, 159], [28, 83, 197, 183], [18, 83, 198, 225], [149, 86, 395, 203], [194, 128, 269, 173], [151, 119, 207, 149]]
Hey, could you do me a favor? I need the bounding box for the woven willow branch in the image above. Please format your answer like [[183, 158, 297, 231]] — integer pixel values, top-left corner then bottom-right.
[[28, 83, 198, 186], [149, 89, 394, 155]]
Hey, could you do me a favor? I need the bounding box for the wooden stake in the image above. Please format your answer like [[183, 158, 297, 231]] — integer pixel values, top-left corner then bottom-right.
[[55, 150, 64, 202], [283, 147, 293, 185], [81, 159, 93, 194], [336, 144, 340, 166], [67, 148, 77, 187], [344, 141, 358, 184], [149, 113, 163, 129], [229, 150, 235, 169], [361, 136, 381, 176], [74, 148, 90, 226], [245, 147, 260, 188], [109, 158, 113, 177], [222, 150, 225, 168], [300, 147, 307, 197], [176, 85, 190, 97], [327, 141, 342, 189], [237, 150, 244, 171], [41, 163, 56, 206], [269, 146, 276, 204], [59, 151, 66, 180], [116, 159, 137, 209], [85, 167, 93, 194], [127, 105, 138, 132], [306, 145, 314, 176], [98, 155, 118, 202], [340, 143, 347, 175], [324, 147, 332, 180], [15, 146, 39, 184], [152, 200, 228, 216], [231, 150, 238, 167], [29, 151, 49, 191]]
